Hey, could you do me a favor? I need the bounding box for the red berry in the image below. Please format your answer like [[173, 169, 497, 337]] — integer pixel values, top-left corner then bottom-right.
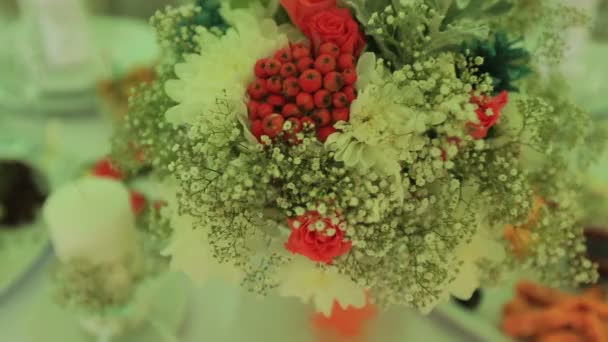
[[314, 54, 336, 74], [291, 42, 308, 51], [297, 57, 314, 72], [280, 63, 297, 78], [274, 48, 292, 63], [342, 68, 357, 86], [299, 69, 322, 93], [258, 103, 274, 118], [247, 79, 268, 100], [314, 89, 332, 109], [324, 72, 344, 92], [320, 42, 340, 58], [301, 116, 316, 129], [267, 94, 286, 107], [293, 46, 311, 59], [266, 76, 283, 94], [283, 77, 300, 97], [337, 54, 355, 70], [254, 59, 268, 78], [343, 86, 357, 102], [264, 58, 282, 76], [332, 108, 350, 122], [248, 100, 260, 114], [251, 120, 264, 138], [248, 101, 260, 120], [282, 103, 301, 118], [262, 114, 285, 138], [296, 92, 314, 112], [312, 108, 332, 127], [332, 92, 348, 108], [317, 126, 337, 142]]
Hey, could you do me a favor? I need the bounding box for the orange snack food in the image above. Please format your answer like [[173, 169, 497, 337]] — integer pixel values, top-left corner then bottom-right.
[[501, 281, 608, 342], [516, 281, 569, 306], [538, 331, 585, 342], [503, 296, 534, 316]]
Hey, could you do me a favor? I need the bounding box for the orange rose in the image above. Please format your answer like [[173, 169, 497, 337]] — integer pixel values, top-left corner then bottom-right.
[[285, 211, 352, 264], [467, 90, 509, 139]]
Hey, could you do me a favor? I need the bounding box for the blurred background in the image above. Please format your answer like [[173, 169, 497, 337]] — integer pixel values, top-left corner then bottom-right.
[[1, 0, 181, 18], [0, 0, 607, 341]]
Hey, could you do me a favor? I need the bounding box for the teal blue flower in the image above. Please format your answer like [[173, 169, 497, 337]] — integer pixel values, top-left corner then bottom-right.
[[175, 0, 229, 55], [463, 31, 532, 93], [191, 0, 229, 32]]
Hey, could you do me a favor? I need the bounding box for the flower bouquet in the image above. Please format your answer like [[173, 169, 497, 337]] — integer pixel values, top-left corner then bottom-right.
[[112, 0, 605, 321]]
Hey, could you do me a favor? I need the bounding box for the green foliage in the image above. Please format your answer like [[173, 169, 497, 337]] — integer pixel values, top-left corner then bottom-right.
[[347, 0, 480, 67], [346, 0, 512, 68], [111, 6, 198, 177], [111, 79, 181, 178], [445, 0, 514, 22], [462, 31, 531, 93]]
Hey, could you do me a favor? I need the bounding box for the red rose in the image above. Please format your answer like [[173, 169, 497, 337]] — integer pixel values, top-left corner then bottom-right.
[[467, 91, 509, 139], [285, 211, 352, 264], [303, 8, 366, 56], [280, 0, 336, 31]]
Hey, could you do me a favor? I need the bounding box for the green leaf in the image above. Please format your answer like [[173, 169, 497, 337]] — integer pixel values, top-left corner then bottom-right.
[[455, 0, 471, 9], [426, 20, 490, 52]]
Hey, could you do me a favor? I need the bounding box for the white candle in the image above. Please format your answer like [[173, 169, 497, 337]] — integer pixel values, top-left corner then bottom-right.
[[43, 177, 137, 264]]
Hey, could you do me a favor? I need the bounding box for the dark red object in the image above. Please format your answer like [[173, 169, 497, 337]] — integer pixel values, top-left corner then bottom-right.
[[93, 158, 123, 180], [130, 191, 147, 216]]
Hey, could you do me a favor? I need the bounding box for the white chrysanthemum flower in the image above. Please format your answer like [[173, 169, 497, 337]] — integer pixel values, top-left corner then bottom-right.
[[326, 52, 427, 178], [161, 183, 241, 284], [447, 228, 505, 300], [164, 3, 289, 133], [276, 256, 367, 316]]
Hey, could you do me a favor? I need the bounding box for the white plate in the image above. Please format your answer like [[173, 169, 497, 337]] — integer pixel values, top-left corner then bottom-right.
[[0, 221, 50, 297]]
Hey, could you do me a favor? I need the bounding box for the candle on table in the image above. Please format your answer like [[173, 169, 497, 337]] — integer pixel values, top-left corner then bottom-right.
[[43, 177, 136, 264]]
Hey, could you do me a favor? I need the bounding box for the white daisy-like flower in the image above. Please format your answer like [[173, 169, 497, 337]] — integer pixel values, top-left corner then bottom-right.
[[326, 52, 427, 178], [447, 228, 505, 300], [160, 183, 241, 284], [164, 3, 290, 134], [275, 256, 367, 316]]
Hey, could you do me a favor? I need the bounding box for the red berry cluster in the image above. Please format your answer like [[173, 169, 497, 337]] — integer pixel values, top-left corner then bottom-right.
[[247, 42, 358, 144]]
